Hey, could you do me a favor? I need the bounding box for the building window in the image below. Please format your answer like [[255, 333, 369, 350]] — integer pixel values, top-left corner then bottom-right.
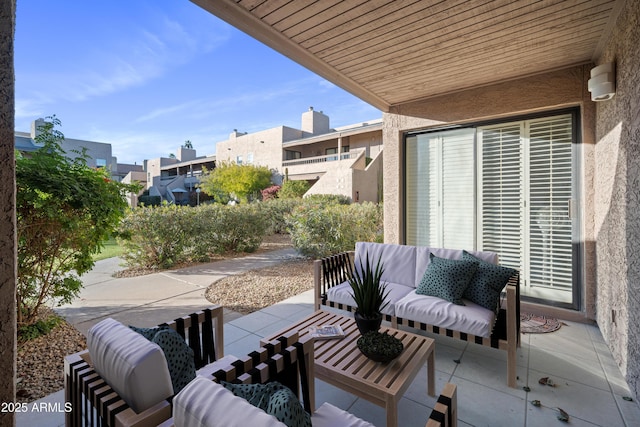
[[285, 150, 301, 160], [236, 155, 243, 165], [247, 153, 254, 164], [96, 158, 107, 168]]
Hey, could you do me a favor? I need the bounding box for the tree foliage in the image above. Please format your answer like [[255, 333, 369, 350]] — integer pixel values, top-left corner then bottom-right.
[[16, 116, 139, 327], [199, 161, 272, 202]]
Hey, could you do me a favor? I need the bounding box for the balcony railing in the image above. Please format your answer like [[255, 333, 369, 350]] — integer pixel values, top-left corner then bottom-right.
[[282, 149, 364, 167]]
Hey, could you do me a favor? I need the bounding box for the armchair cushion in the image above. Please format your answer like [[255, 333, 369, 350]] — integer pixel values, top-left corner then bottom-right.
[[130, 325, 196, 394], [311, 402, 376, 427], [87, 318, 173, 413], [222, 381, 311, 427], [173, 377, 287, 427]]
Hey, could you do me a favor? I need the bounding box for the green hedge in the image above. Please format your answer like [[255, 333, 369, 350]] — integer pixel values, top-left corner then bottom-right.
[[117, 204, 270, 269], [287, 201, 383, 258], [118, 197, 383, 267]]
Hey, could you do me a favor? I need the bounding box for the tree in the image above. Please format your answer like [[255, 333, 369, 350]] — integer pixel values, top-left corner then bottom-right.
[[16, 116, 139, 327], [199, 162, 272, 203], [184, 140, 193, 149]]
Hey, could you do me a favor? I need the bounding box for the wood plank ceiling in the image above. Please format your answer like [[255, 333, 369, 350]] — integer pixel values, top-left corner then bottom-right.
[[191, 0, 622, 112]]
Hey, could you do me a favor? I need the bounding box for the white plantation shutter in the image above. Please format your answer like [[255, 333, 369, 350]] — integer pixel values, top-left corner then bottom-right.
[[405, 130, 475, 248], [406, 114, 576, 305], [405, 135, 439, 246], [478, 124, 524, 270], [441, 130, 475, 249], [526, 116, 573, 290]]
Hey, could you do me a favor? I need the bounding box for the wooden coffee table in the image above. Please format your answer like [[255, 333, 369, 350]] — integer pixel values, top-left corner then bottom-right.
[[261, 310, 435, 427]]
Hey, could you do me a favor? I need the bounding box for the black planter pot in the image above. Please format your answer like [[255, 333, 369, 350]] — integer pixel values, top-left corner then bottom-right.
[[354, 311, 382, 335]]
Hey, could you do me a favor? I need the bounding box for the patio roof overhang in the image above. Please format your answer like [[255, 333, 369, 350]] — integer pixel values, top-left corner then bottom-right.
[[190, 0, 623, 112]]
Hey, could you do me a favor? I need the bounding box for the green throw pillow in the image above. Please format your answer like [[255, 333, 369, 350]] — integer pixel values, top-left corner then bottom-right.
[[221, 381, 311, 427], [462, 251, 518, 311], [129, 325, 196, 394], [416, 254, 478, 305]]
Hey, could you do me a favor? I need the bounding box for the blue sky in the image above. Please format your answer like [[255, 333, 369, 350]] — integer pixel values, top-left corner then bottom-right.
[[14, 1, 381, 164]]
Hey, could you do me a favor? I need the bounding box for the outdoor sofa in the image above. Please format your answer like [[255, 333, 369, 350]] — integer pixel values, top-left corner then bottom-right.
[[314, 242, 521, 387]]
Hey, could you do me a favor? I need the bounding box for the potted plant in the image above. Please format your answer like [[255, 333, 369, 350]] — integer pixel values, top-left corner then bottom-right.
[[349, 253, 390, 335]]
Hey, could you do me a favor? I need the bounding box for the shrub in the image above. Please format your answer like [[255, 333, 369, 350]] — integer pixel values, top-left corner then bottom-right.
[[278, 180, 310, 199], [117, 205, 202, 269], [139, 194, 161, 206], [261, 184, 281, 201], [304, 193, 352, 206], [259, 198, 301, 234], [287, 201, 383, 258], [16, 116, 138, 327], [118, 203, 271, 269], [195, 203, 270, 254]]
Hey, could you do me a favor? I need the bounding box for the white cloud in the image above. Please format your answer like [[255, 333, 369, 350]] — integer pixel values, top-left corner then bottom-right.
[[16, 10, 231, 114]]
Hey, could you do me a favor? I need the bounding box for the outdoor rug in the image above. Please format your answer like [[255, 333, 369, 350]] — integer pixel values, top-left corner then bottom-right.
[[520, 313, 563, 334]]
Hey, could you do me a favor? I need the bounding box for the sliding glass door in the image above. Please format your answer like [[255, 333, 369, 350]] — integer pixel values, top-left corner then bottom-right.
[[405, 113, 579, 307]]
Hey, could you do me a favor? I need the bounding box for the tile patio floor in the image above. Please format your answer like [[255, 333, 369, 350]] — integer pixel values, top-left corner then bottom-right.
[[19, 289, 640, 427]]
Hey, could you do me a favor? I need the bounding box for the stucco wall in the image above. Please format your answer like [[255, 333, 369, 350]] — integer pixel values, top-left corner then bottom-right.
[[383, 64, 597, 317], [0, 1, 16, 424], [216, 126, 297, 181], [62, 137, 115, 170], [593, 0, 640, 398]]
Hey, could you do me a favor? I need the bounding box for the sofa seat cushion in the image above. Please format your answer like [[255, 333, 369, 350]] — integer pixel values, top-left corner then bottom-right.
[[87, 318, 174, 413], [173, 377, 287, 427], [356, 242, 417, 288], [311, 402, 377, 427], [394, 292, 496, 338], [195, 354, 239, 379], [326, 281, 413, 317]]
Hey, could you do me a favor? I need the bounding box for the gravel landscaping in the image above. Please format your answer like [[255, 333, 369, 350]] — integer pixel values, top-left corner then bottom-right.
[[16, 234, 312, 403]]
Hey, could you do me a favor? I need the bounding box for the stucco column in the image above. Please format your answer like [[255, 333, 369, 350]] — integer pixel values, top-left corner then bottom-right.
[[0, 0, 17, 426], [337, 136, 342, 160]]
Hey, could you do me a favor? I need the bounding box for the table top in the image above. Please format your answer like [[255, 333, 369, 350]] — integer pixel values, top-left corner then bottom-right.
[[262, 310, 435, 397]]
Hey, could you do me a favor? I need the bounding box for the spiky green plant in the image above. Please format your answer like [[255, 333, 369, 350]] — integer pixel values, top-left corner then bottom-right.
[[349, 253, 390, 319]]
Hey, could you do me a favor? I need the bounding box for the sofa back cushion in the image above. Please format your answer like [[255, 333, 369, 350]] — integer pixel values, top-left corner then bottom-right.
[[173, 377, 287, 427], [87, 318, 173, 413], [355, 242, 417, 288], [415, 247, 498, 288]]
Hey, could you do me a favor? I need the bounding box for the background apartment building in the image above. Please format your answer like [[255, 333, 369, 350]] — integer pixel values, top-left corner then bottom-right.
[[216, 107, 383, 202]]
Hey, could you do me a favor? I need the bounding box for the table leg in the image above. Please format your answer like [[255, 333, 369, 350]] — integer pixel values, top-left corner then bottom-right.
[[386, 399, 398, 427], [427, 349, 435, 397]]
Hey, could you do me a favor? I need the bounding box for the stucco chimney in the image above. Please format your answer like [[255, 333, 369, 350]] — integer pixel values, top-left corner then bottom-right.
[[301, 106, 330, 135], [31, 118, 46, 138]]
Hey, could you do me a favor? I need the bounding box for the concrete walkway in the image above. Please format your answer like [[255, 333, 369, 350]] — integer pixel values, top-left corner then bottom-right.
[[55, 247, 302, 335]]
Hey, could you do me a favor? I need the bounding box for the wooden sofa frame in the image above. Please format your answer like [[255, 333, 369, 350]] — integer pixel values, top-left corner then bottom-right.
[[314, 251, 521, 388], [64, 306, 224, 427]]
